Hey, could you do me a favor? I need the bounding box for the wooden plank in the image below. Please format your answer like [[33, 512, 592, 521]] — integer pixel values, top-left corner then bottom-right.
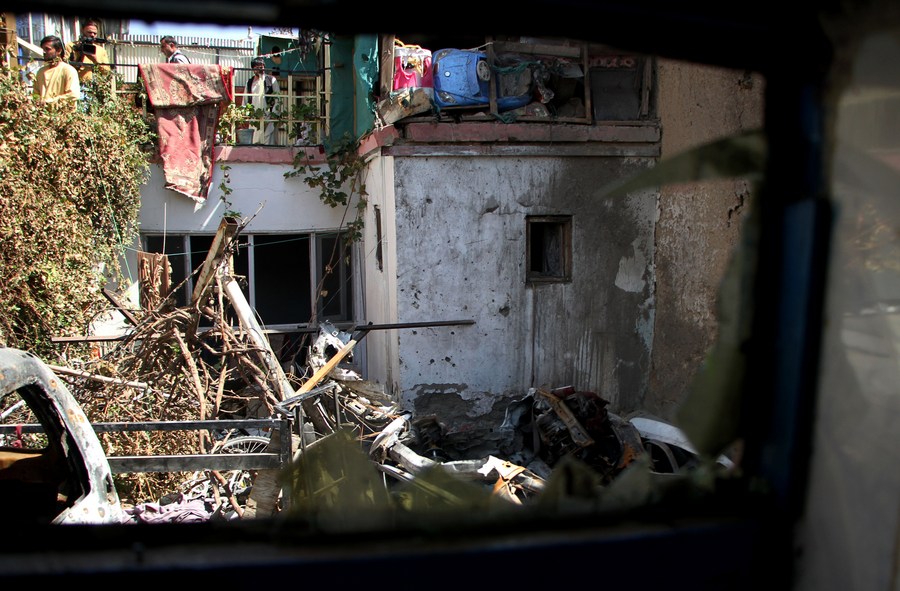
[[379, 34, 395, 99], [221, 272, 295, 402], [191, 216, 239, 305], [297, 337, 358, 394], [102, 288, 140, 325], [487, 37, 499, 116]]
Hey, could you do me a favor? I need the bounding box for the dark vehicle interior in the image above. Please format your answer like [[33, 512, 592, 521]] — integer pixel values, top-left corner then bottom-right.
[[4, 0, 900, 587]]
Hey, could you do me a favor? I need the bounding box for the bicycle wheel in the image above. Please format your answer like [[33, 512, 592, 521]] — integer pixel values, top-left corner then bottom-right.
[[217, 435, 270, 454], [180, 435, 271, 515]]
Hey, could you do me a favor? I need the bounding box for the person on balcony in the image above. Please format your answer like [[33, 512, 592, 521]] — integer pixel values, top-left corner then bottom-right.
[[64, 17, 111, 85], [159, 36, 191, 64], [246, 57, 281, 145], [33, 35, 80, 108]]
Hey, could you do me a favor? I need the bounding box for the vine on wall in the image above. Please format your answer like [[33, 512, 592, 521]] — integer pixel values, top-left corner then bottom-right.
[[284, 133, 368, 243]]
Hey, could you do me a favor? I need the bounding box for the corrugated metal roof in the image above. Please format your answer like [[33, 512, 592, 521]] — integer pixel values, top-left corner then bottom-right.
[[109, 35, 256, 84], [113, 34, 256, 49]]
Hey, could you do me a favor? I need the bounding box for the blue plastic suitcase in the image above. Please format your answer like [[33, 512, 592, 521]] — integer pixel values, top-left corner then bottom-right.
[[432, 48, 531, 112]]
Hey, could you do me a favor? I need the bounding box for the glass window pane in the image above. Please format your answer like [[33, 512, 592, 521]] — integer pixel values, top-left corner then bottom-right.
[[318, 233, 353, 320], [253, 235, 310, 325]]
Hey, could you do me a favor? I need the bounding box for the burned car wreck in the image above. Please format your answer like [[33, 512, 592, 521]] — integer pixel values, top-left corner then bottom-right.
[[0, 348, 124, 524]]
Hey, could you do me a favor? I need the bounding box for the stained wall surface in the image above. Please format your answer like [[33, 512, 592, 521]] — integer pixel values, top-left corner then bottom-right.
[[648, 60, 765, 422], [383, 153, 658, 450]]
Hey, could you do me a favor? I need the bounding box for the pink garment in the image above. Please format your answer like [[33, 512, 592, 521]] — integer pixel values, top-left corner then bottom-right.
[[139, 63, 233, 202]]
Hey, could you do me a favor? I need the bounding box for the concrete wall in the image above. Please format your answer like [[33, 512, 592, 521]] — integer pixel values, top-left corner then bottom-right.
[[360, 154, 400, 394], [647, 60, 765, 421], [138, 155, 345, 233], [121, 148, 359, 308], [381, 153, 658, 450]]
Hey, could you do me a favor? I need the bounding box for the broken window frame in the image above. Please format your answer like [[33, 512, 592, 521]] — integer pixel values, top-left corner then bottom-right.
[[141, 231, 354, 328], [526, 215, 573, 283]]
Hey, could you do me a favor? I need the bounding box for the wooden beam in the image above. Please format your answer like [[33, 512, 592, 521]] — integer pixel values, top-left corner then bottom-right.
[[192, 216, 240, 305], [296, 337, 357, 394], [220, 272, 295, 402], [102, 288, 140, 326]]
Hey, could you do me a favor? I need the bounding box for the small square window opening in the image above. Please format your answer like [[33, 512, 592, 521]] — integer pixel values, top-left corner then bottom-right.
[[526, 215, 572, 283]]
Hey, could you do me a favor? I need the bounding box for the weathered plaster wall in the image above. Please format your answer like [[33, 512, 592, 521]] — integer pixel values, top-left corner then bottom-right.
[[124, 152, 358, 308], [360, 155, 401, 395], [648, 60, 765, 421], [138, 162, 345, 233], [388, 154, 657, 452]]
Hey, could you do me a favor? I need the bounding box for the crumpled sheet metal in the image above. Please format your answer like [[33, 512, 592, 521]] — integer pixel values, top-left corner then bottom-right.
[[370, 413, 546, 504], [307, 321, 361, 381]]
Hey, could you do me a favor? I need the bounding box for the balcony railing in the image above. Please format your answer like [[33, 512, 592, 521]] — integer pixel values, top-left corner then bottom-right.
[[16, 37, 326, 148], [224, 70, 325, 146], [112, 67, 327, 148]]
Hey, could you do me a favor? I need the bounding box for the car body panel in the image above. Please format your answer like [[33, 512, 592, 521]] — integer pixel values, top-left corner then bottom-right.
[[0, 348, 124, 524]]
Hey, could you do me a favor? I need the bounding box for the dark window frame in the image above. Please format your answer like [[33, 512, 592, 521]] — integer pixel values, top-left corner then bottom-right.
[[526, 215, 573, 284], [140, 231, 354, 327]]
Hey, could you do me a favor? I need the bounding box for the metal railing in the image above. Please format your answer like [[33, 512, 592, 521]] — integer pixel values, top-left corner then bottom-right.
[[0, 417, 292, 474], [110, 66, 327, 147], [16, 37, 327, 147], [225, 70, 326, 146]]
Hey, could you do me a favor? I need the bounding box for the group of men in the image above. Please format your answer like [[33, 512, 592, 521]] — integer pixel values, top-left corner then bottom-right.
[[31, 21, 284, 146], [32, 19, 193, 107]]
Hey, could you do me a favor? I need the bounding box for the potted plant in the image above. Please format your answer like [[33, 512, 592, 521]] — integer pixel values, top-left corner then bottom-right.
[[217, 102, 261, 145]]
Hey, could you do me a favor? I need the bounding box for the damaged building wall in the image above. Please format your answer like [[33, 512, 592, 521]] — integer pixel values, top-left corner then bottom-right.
[[122, 154, 362, 309], [646, 60, 765, 422], [360, 154, 401, 392], [367, 153, 658, 446]]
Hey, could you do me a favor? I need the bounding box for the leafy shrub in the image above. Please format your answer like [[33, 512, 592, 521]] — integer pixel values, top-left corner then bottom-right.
[[0, 67, 152, 356]]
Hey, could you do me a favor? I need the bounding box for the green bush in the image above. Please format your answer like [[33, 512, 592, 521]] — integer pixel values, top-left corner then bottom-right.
[[0, 67, 152, 356]]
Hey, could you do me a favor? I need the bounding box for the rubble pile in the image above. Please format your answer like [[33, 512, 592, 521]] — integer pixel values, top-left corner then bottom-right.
[[47, 219, 734, 523]]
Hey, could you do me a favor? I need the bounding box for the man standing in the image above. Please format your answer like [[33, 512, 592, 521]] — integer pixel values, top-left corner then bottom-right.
[[64, 17, 111, 84], [159, 36, 190, 64], [246, 57, 281, 145], [33, 35, 80, 108]]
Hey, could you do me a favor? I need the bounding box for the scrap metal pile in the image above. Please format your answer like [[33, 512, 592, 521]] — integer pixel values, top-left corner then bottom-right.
[[47, 218, 732, 522]]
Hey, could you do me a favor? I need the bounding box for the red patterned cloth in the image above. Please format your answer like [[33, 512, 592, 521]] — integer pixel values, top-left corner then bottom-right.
[[139, 64, 233, 202]]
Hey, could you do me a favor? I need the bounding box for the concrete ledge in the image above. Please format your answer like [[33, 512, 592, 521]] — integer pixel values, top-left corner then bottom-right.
[[400, 121, 660, 143], [359, 126, 401, 157], [213, 145, 326, 164], [384, 143, 661, 158]]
